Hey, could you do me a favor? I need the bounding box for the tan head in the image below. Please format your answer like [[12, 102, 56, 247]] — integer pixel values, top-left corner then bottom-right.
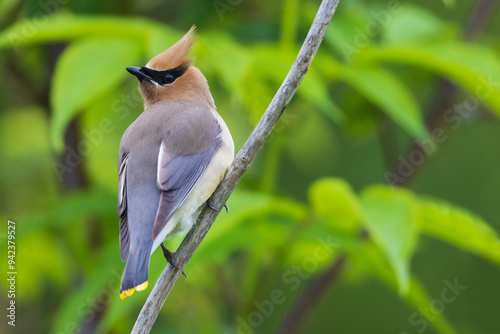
[[126, 26, 214, 108]]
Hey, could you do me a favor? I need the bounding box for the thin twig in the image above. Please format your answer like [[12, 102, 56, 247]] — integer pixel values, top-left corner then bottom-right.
[[276, 229, 367, 333], [466, 0, 496, 39], [131, 0, 340, 332], [277, 255, 347, 334]]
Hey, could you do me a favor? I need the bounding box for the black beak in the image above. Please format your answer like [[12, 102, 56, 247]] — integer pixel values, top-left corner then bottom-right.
[[126, 66, 153, 81]]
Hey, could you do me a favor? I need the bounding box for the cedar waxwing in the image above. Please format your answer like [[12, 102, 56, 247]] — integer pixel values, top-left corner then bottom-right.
[[118, 26, 234, 299]]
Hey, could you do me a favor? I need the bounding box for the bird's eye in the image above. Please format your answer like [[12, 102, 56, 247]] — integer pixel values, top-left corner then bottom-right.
[[164, 74, 175, 84]]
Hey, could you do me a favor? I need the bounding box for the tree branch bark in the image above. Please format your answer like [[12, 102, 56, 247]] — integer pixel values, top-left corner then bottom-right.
[[131, 0, 340, 332]]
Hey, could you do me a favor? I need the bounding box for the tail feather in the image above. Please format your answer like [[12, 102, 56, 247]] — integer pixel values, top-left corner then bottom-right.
[[120, 243, 152, 299]]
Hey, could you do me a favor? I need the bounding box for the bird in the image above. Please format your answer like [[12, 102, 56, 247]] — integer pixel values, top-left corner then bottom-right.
[[117, 26, 234, 299]]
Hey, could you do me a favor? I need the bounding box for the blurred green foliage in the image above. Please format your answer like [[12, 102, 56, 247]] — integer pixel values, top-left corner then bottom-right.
[[1, 0, 500, 333]]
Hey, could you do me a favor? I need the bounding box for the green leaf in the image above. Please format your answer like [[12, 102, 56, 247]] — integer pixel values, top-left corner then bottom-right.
[[381, 5, 447, 45], [187, 190, 308, 307], [0, 0, 20, 23], [195, 190, 308, 263], [360, 42, 500, 118], [418, 197, 500, 264], [196, 32, 250, 98], [340, 66, 428, 140], [235, 45, 292, 124], [0, 14, 166, 51], [50, 38, 140, 150], [308, 178, 363, 233], [299, 69, 344, 123], [18, 189, 116, 238], [323, 15, 361, 60], [312, 0, 371, 61], [280, 0, 300, 49], [283, 221, 366, 271], [360, 185, 419, 294], [441, 0, 456, 8], [404, 277, 457, 334], [145, 27, 179, 59]]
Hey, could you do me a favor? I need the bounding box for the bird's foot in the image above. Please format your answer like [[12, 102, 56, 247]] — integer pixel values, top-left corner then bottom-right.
[[161, 243, 187, 278], [207, 200, 229, 213]]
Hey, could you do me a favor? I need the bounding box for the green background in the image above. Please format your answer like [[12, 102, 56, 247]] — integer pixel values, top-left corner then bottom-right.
[[1, 0, 500, 333]]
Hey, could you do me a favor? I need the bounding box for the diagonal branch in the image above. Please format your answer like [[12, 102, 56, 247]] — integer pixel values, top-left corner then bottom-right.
[[131, 0, 340, 332], [277, 255, 347, 334]]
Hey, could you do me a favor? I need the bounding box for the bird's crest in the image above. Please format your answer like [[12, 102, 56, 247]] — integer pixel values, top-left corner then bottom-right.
[[146, 26, 196, 71]]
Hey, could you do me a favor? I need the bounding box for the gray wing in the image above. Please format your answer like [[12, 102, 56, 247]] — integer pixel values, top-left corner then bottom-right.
[[118, 153, 130, 262], [152, 136, 221, 239]]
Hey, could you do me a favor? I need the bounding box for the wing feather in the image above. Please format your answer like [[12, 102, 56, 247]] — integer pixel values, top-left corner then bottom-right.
[[152, 139, 220, 239], [118, 153, 130, 262]]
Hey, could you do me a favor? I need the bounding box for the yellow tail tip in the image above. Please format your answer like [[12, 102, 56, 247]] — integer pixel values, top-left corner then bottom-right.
[[120, 287, 135, 299], [119, 281, 148, 299], [136, 281, 148, 291]]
